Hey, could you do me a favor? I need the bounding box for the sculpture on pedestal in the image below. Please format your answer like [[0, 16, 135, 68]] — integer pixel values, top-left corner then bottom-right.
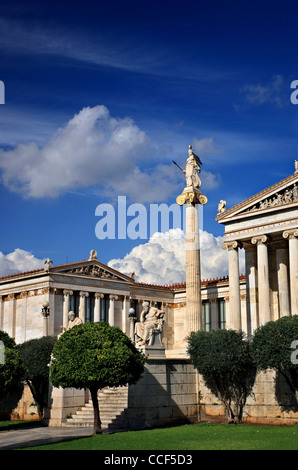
[[134, 301, 165, 346]]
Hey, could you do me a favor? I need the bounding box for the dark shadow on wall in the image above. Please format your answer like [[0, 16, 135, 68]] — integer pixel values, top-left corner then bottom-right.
[[275, 370, 298, 413], [0, 384, 24, 420], [122, 359, 199, 431]]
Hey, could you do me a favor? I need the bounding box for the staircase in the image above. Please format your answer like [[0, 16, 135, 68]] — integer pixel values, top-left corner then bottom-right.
[[63, 386, 128, 431]]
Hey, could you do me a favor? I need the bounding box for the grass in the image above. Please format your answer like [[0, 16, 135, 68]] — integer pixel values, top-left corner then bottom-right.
[[19, 423, 298, 450]]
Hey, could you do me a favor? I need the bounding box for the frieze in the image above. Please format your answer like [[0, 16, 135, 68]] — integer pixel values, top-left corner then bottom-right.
[[65, 264, 120, 280], [225, 218, 298, 241], [242, 182, 298, 214]]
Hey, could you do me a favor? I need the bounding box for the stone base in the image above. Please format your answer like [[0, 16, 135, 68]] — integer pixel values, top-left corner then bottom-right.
[[142, 345, 166, 359]]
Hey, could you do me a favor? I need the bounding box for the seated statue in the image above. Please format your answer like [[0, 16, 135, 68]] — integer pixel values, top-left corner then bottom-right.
[[135, 302, 165, 346], [59, 311, 83, 337]]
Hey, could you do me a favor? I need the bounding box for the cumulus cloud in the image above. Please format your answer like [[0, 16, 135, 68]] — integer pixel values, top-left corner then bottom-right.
[[0, 105, 222, 203], [0, 106, 151, 199], [108, 228, 245, 285], [0, 249, 45, 277]]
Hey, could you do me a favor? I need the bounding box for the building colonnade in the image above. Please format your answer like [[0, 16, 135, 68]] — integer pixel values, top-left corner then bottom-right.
[[223, 228, 298, 334]]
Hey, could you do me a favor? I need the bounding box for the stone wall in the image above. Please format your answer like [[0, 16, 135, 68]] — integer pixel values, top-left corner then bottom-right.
[[198, 369, 298, 425], [124, 359, 199, 430]]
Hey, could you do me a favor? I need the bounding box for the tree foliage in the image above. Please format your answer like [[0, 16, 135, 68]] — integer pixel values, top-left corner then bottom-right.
[[0, 330, 24, 419], [251, 315, 298, 396], [50, 322, 146, 434], [187, 329, 256, 424], [18, 335, 57, 419]]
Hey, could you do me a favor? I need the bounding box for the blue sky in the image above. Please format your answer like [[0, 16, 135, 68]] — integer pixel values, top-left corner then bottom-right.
[[0, 0, 298, 282]]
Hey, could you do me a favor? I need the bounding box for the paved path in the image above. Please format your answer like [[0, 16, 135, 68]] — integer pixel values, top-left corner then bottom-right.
[[0, 426, 94, 449]]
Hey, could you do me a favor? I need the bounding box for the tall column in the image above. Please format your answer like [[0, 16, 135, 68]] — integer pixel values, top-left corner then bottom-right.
[[79, 291, 89, 323], [210, 299, 218, 330], [222, 241, 242, 330], [252, 235, 271, 325], [185, 201, 202, 332], [94, 293, 104, 322], [245, 244, 258, 335], [283, 229, 298, 315], [276, 244, 290, 317], [176, 144, 208, 334], [0, 296, 3, 331], [108, 295, 118, 326], [122, 296, 130, 334], [63, 290, 73, 329]]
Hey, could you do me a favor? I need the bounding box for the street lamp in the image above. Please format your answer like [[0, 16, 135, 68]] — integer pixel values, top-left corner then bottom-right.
[[41, 301, 50, 336]]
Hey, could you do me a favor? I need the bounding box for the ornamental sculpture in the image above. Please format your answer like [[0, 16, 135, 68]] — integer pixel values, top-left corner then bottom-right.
[[175, 145, 208, 206], [244, 182, 298, 213], [134, 301, 165, 346]]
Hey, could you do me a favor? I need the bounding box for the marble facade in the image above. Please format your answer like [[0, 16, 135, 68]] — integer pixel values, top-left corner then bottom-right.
[[1, 162, 297, 426]]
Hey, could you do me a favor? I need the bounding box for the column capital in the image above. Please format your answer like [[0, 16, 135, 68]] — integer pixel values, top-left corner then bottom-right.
[[109, 295, 118, 301], [283, 228, 298, 239], [63, 289, 73, 296], [251, 234, 271, 245], [222, 240, 242, 250], [79, 291, 89, 297], [94, 292, 104, 299]]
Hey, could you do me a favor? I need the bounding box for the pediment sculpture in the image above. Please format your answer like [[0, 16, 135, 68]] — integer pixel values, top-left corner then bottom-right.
[[243, 182, 298, 213], [66, 264, 119, 279]]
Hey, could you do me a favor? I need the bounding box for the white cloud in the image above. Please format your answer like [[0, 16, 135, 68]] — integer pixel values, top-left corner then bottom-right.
[[0, 105, 222, 203], [0, 106, 155, 200], [240, 75, 286, 107], [108, 228, 245, 285], [0, 249, 45, 277]]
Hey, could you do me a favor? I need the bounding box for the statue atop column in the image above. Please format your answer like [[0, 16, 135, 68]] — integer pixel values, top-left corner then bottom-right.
[[183, 145, 202, 189], [175, 145, 207, 206]]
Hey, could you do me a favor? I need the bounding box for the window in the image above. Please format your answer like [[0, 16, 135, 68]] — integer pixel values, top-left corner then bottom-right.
[[203, 300, 211, 331], [218, 299, 226, 329]]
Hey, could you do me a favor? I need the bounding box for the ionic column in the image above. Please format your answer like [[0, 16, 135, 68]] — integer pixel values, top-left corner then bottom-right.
[[108, 295, 118, 326], [222, 241, 242, 330], [276, 244, 290, 317], [210, 299, 218, 330], [94, 293, 104, 322], [0, 296, 3, 331], [79, 291, 89, 323], [283, 229, 298, 315], [62, 290, 73, 329], [252, 235, 271, 325], [185, 201, 202, 332], [245, 244, 259, 334], [122, 296, 130, 334]]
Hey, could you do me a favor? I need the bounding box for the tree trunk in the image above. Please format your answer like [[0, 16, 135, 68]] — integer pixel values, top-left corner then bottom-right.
[[90, 386, 102, 435]]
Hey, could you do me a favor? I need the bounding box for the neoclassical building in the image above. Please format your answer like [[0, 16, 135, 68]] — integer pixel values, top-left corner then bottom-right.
[[0, 162, 297, 427], [218, 164, 298, 334]]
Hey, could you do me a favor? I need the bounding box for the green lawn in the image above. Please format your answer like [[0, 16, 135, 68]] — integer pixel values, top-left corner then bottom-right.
[[20, 423, 298, 450]]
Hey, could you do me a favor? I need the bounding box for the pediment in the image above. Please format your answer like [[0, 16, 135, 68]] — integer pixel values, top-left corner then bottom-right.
[[50, 260, 134, 283], [216, 171, 298, 224]]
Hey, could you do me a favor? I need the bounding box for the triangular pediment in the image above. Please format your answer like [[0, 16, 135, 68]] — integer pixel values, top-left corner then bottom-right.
[[216, 171, 298, 224], [50, 259, 134, 283]]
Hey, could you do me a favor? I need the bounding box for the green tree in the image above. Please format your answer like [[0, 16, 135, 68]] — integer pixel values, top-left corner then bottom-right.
[[0, 331, 24, 419], [187, 329, 256, 424], [18, 336, 57, 419], [50, 322, 146, 434], [251, 315, 298, 399]]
